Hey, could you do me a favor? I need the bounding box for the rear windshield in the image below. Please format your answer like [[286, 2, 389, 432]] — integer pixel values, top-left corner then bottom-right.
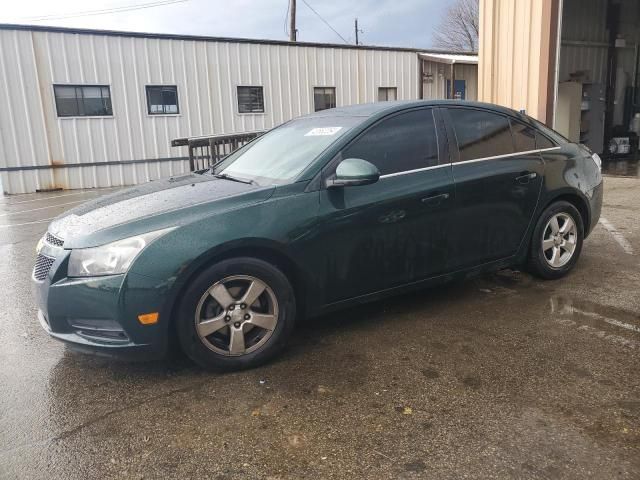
[[212, 116, 361, 185]]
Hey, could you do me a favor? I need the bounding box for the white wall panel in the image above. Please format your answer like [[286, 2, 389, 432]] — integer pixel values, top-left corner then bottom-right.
[[0, 27, 424, 194]]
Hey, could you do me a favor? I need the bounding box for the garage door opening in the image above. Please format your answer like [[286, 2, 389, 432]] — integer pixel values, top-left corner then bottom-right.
[[556, 0, 640, 176]]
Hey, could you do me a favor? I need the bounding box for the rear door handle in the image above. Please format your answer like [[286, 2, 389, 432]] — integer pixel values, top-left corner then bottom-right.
[[421, 192, 450, 206], [515, 172, 537, 184]]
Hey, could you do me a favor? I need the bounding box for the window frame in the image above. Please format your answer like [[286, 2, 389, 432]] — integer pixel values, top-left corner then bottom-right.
[[442, 106, 560, 164], [377, 87, 398, 102], [320, 107, 445, 186], [313, 86, 337, 112], [145, 85, 180, 116], [53, 84, 113, 118], [236, 85, 265, 114]]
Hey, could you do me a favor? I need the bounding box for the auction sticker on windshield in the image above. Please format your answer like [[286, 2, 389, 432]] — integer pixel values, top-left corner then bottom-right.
[[304, 127, 343, 136]]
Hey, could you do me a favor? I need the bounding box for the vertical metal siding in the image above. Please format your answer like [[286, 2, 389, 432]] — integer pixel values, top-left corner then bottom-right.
[[0, 29, 420, 194], [479, 0, 554, 122]]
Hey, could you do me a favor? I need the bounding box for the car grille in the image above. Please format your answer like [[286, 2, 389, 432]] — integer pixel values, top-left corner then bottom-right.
[[33, 254, 55, 281], [45, 232, 64, 247]]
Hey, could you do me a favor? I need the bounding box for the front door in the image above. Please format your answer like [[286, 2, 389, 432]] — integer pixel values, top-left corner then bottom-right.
[[442, 107, 545, 270], [315, 108, 455, 304]]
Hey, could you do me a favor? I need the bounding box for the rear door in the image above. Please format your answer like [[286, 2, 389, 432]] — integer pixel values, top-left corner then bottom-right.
[[315, 108, 455, 303], [442, 107, 545, 270]]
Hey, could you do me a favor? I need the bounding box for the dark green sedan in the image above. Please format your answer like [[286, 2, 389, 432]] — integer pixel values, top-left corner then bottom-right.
[[33, 101, 603, 370]]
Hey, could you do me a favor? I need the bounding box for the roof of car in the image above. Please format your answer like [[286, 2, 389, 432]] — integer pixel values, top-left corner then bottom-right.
[[306, 100, 526, 120]]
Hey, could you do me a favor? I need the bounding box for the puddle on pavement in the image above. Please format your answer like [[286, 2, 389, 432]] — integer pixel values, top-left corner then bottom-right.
[[550, 296, 640, 349], [602, 158, 640, 177]]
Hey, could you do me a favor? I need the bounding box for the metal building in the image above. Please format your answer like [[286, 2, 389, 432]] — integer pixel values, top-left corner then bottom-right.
[[0, 24, 478, 194]]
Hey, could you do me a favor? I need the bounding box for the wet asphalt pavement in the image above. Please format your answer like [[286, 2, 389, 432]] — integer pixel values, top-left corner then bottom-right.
[[1, 177, 639, 479]]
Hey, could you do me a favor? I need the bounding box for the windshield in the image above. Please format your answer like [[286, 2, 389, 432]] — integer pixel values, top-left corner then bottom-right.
[[212, 116, 361, 185]]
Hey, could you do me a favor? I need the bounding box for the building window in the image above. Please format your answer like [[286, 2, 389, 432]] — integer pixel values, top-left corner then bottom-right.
[[378, 87, 397, 102], [53, 85, 112, 117], [314, 87, 336, 111], [146, 85, 179, 115], [237, 86, 265, 113]]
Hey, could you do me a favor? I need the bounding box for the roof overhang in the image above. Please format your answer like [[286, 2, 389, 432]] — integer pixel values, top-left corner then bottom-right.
[[418, 52, 478, 65]]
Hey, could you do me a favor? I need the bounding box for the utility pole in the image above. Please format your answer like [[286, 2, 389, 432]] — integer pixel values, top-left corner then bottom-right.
[[289, 0, 297, 42], [354, 18, 359, 45]]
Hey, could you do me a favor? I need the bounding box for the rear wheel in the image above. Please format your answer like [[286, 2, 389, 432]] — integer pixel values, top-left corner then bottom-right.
[[527, 201, 584, 279], [177, 257, 296, 371]]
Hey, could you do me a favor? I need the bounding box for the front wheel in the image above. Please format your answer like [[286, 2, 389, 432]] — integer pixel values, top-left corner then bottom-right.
[[527, 201, 584, 279], [177, 257, 296, 371]]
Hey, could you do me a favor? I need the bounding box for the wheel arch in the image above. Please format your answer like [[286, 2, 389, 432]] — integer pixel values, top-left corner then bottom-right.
[[161, 239, 308, 343], [541, 191, 591, 235]]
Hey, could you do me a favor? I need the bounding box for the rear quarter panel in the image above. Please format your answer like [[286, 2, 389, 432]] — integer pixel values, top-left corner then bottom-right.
[[536, 142, 602, 236]]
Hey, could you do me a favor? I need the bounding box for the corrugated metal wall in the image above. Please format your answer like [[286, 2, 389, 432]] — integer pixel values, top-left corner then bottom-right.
[[560, 0, 639, 85], [0, 28, 421, 194], [421, 60, 478, 101], [478, 0, 556, 123], [560, 0, 609, 85]]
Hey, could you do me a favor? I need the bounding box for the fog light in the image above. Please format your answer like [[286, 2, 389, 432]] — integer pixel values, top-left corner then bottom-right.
[[138, 312, 159, 325]]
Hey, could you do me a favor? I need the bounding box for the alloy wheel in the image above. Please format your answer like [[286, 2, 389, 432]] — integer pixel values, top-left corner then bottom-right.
[[194, 275, 279, 356], [542, 212, 577, 268]]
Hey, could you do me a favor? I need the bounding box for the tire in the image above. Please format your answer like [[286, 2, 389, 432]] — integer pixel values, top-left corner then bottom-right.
[[527, 201, 584, 280], [177, 257, 296, 371]]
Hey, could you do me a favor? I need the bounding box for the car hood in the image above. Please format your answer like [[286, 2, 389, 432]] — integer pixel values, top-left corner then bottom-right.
[[49, 173, 274, 246]]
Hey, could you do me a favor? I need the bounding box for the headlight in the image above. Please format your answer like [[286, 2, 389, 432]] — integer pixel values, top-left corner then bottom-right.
[[68, 228, 173, 277], [591, 152, 602, 172]]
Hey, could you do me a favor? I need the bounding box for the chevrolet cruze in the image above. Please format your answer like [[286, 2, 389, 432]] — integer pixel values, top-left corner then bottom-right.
[[33, 101, 603, 370]]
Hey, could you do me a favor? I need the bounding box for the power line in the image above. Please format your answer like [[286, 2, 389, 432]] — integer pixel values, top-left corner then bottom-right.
[[300, 0, 348, 44], [23, 0, 188, 22], [284, 0, 291, 37]]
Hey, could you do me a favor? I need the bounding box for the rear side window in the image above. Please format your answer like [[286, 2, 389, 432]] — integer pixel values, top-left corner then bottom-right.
[[342, 109, 439, 175], [536, 132, 555, 149], [530, 118, 565, 146], [511, 120, 536, 152], [448, 109, 513, 162]]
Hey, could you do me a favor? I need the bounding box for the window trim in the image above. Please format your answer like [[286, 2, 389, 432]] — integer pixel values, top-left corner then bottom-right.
[[449, 147, 561, 166], [312, 86, 337, 112], [145, 84, 180, 116], [52, 83, 114, 118], [236, 85, 265, 115]]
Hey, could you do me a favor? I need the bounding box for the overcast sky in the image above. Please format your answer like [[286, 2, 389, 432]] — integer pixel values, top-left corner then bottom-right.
[[0, 0, 450, 49]]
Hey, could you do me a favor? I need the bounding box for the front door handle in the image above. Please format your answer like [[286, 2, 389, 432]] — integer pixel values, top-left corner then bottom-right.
[[515, 172, 537, 184], [421, 192, 450, 206]]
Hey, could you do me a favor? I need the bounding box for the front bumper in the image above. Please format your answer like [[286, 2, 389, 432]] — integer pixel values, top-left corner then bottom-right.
[[32, 249, 170, 360]]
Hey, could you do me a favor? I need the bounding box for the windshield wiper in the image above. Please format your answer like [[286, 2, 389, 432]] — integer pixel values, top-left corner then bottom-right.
[[213, 173, 257, 185]]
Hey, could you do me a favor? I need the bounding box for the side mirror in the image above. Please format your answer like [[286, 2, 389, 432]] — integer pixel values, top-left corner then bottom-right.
[[326, 158, 380, 188]]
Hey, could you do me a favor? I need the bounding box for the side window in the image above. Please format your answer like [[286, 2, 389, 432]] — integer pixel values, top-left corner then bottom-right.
[[536, 132, 555, 149], [448, 109, 514, 162], [510, 120, 536, 152], [342, 109, 439, 175]]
